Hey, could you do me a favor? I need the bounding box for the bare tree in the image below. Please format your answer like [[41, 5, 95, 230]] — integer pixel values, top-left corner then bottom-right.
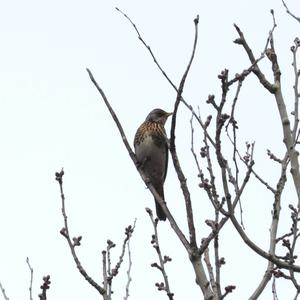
[[83, 4, 300, 300], [3, 3, 296, 300]]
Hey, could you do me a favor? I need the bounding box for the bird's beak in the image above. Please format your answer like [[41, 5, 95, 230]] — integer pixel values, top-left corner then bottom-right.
[[166, 112, 173, 118]]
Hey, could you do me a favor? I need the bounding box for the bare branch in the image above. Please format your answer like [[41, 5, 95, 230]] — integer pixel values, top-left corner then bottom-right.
[[169, 15, 199, 248], [291, 39, 300, 143], [123, 221, 136, 300], [214, 235, 222, 299], [38, 275, 51, 300], [111, 223, 136, 280], [272, 275, 279, 300], [233, 24, 276, 93], [103, 224, 136, 300], [225, 79, 245, 226], [115, 7, 177, 91], [265, 35, 300, 209], [234, 15, 300, 208], [250, 169, 276, 193], [228, 203, 300, 272], [199, 159, 254, 255], [26, 257, 33, 300], [147, 209, 174, 300], [250, 155, 288, 299], [267, 149, 283, 164], [55, 169, 106, 295], [189, 113, 202, 177], [227, 55, 265, 86], [102, 250, 108, 295], [86, 69, 137, 166], [227, 141, 276, 193], [203, 248, 218, 296], [0, 282, 9, 300], [281, 0, 300, 23], [221, 285, 236, 299]]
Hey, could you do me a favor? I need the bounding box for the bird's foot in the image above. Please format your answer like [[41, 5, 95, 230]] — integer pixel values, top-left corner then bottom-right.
[[136, 156, 151, 171]]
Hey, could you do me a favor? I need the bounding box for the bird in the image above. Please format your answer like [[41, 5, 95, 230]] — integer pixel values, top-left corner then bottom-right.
[[134, 108, 173, 221]]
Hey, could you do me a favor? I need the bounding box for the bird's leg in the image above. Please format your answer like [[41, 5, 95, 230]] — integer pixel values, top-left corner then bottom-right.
[[135, 157, 146, 169]]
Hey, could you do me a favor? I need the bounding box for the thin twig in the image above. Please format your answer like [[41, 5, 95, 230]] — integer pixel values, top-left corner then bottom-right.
[[38, 275, 51, 300], [169, 15, 199, 248], [200, 156, 254, 255], [197, 113, 229, 217], [55, 169, 106, 295], [106, 222, 136, 298], [115, 7, 177, 91], [228, 8, 278, 87], [281, 0, 300, 23], [272, 275, 279, 300], [233, 24, 276, 93], [189, 113, 202, 177], [291, 40, 300, 143], [225, 79, 244, 227], [226, 138, 276, 194], [86, 69, 137, 166], [249, 154, 288, 299], [221, 285, 236, 299], [227, 201, 300, 272], [227, 55, 266, 86], [123, 220, 136, 300], [0, 282, 9, 300], [26, 257, 33, 300], [147, 209, 174, 300]]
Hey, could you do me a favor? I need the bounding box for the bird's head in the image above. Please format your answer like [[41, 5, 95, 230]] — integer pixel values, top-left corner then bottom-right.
[[146, 108, 173, 125]]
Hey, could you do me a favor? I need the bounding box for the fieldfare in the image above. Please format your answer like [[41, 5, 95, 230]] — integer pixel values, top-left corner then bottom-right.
[[134, 108, 173, 221]]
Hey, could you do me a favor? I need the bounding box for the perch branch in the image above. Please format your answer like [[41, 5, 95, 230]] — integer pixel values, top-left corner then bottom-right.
[[86, 68, 190, 253]]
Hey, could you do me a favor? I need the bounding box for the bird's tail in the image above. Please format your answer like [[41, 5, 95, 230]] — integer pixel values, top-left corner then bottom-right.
[[154, 187, 167, 221], [155, 200, 166, 221]]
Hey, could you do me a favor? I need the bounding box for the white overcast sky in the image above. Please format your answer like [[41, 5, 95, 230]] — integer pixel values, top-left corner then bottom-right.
[[0, 0, 299, 299]]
